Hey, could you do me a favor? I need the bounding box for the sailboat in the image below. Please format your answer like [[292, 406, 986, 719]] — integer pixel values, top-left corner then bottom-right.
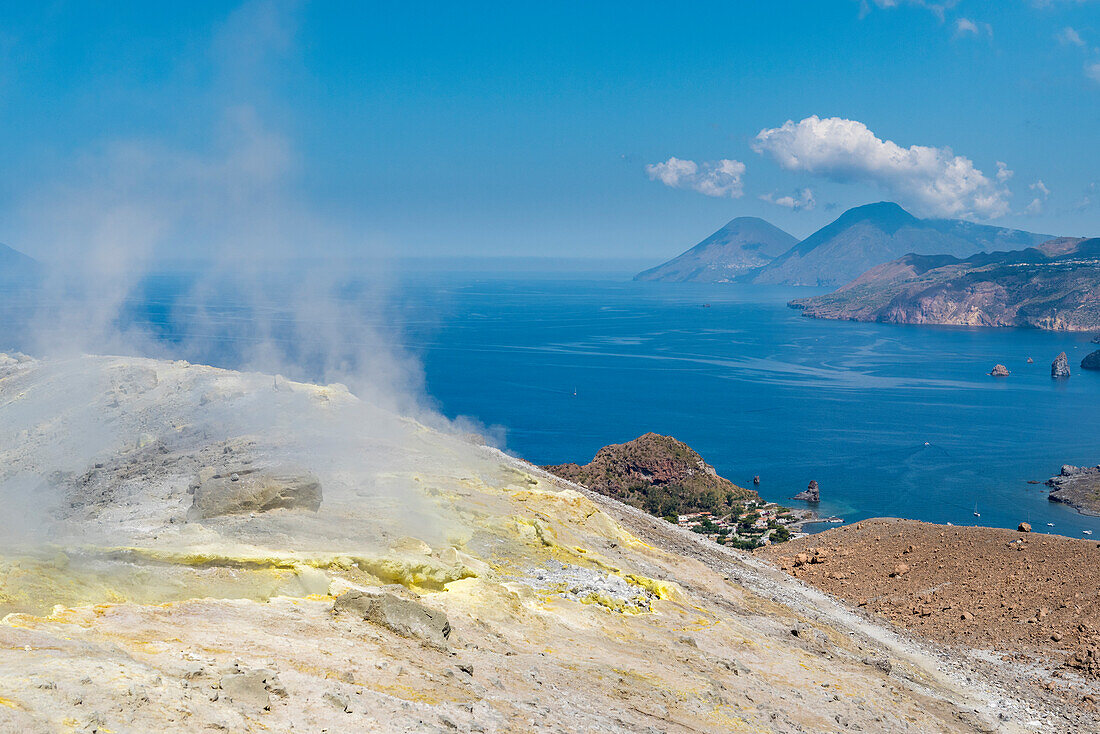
[[972, 502, 980, 518]]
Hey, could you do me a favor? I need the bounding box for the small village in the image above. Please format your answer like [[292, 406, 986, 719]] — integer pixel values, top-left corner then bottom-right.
[[676, 499, 804, 549]]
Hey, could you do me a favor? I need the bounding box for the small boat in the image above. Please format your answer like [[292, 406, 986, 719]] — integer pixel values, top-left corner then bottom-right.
[[1047, 523, 1054, 527], [1084, 530, 1093, 535], [973, 502, 980, 518]]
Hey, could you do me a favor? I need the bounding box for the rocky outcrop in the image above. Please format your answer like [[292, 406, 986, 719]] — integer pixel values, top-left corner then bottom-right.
[[334, 590, 452, 648], [790, 238, 1100, 332], [793, 480, 820, 502], [188, 466, 322, 520], [1052, 352, 1071, 378], [990, 364, 1010, 376], [1082, 350, 1100, 371], [1047, 464, 1100, 516], [543, 433, 757, 517]]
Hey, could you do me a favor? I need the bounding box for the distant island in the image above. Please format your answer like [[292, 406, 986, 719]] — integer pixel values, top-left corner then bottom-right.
[[634, 217, 796, 282], [636, 201, 1050, 287], [789, 236, 1100, 331]]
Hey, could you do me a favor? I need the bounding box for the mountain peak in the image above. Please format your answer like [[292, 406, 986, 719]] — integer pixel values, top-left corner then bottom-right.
[[831, 201, 918, 231], [634, 216, 796, 282]]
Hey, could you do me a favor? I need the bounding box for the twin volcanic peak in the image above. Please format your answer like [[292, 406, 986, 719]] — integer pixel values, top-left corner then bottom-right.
[[633, 216, 796, 282], [636, 202, 1050, 287], [790, 237, 1100, 331]]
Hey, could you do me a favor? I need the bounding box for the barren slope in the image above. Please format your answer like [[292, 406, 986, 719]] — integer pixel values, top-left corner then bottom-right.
[[0, 355, 1076, 732], [760, 518, 1100, 720]]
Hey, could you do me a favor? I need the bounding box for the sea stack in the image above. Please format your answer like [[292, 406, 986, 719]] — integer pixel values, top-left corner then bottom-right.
[[1082, 350, 1100, 371], [793, 480, 820, 502], [990, 364, 1010, 377], [1052, 352, 1071, 378]]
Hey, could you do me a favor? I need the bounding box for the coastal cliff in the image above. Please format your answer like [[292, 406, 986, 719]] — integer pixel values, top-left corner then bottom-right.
[[789, 237, 1100, 331], [1047, 464, 1100, 516]]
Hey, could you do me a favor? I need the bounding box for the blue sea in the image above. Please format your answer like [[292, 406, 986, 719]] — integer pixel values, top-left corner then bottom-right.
[[6, 265, 1100, 537], [394, 270, 1100, 537]]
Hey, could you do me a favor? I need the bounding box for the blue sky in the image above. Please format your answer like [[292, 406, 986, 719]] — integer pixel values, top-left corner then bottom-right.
[[1, 1, 1098, 262]]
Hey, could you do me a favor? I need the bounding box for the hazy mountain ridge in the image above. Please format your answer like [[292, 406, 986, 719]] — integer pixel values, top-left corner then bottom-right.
[[790, 237, 1100, 331], [634, 217, 796, 282], [750, 202, 1051, 287], [637, 202, 1051, 287]]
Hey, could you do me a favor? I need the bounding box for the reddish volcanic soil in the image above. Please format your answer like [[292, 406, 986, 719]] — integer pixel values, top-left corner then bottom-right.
[[759, 518, 1100, 698]]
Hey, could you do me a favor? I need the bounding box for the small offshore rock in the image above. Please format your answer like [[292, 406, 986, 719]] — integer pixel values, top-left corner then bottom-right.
[[793, 480, 820, 502], [1051, 352, 1071, 378], [1081, 350, 1100, 371], [990, 364, 1010, 377]]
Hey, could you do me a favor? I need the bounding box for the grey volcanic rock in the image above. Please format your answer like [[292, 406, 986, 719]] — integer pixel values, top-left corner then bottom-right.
[[791, 238, 1100, 332], [334, 590, 452, 648], [635, 217, 796, 282], [1052, 352, 1071, 378], [188, 466, 322, 520], [1047, 464, 1100, 516], [793, 480, 820, 502], [1082, 350, 1100, 371], [752, 202, 1049, 287], [990, 364, 1010, 377]]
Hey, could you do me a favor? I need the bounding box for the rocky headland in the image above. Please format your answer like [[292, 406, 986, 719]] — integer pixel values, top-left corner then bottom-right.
[[790, 237, 1100, 331], [1047, 464, 1100, 516], [1082, 350, 1100, 371], [542, 432, 758, 517]]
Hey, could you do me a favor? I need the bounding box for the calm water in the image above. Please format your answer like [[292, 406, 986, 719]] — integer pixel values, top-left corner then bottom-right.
[[395, 273, 1100, 537]]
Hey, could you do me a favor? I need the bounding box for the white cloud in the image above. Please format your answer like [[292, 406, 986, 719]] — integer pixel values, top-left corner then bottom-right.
[[995, 161, 1014, 183], [861, 0, 960, 20], [1057, 26, 1086, 46], [1087, 61, 1100, 84], [752, 115, 1011, 219], [645, 157, 746, 198], [761, 188, 816, 211], [1022, 180, 1050, 215], [954, 18, 992, 38]]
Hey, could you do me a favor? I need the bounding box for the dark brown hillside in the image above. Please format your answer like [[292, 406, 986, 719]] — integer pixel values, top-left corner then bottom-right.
[[543, 433, 758, 517]]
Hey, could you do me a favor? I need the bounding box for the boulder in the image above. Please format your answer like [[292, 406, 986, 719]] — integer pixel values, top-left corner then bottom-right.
[[188, 466, 321, 520], [219, 668, 284, 711], [1052, 352, 1071, 378], [1082, 350, 1100, 371], [1018, 522, 1031, 533], [333, 590, 452, 648], [990, 364, 1010, 377], [793, 480, 820, 503], [890, 563, 910, 578]]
